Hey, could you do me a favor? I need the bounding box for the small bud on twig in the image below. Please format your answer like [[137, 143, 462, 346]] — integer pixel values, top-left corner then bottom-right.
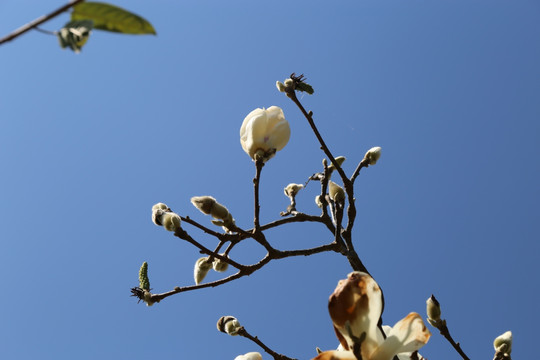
[[328, 181, 345, 203], [217, 315, 242, 336], [194, 257, 212, 285], [363, 147, 382, 166]]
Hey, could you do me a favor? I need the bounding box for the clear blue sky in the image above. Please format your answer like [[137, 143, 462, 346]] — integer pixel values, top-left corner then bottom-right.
[[1, 1, 538, 359]]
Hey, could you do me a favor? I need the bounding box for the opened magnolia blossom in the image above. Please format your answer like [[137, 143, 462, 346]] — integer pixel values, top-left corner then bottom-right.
[[240, 106, 290, 162], [313, 272, 431, 360]]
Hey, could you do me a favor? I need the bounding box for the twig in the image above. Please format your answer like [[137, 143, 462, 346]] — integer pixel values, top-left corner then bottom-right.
[[253, 159, 264, 233], [174, 228, 245, 270], [144, 242, 340, 303], [237, 326, 297, 360], [0, 0, 85, 45], [287, 90, 350, 188], [437, 323, 471, 360]]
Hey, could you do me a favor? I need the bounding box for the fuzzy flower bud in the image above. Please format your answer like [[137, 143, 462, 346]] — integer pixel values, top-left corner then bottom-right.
[[426, 295, 441, 327], [240, 106, 290, 162], [364, 147, 382, 166], [284, 183, 304, 198], [161, 212, 181, 232], [217, 315, 242, 336], [152, 203, 181, 231], [328, 156, 346, 172], [493, 331, 512, 354], [194, 257, 212, 285], [235, 352, 263, 360], [212, 254, 229, 272], [276, 81, 286, 92], [315, 195, 324, 208], [190, 196, 216, 215], [328, 181, 345, 203]]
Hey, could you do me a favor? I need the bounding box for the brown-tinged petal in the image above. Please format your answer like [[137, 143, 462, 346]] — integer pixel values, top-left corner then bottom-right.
[[312, 350, 357, 360], [369, 313, 431, 360], [328, 272, 383, 356]]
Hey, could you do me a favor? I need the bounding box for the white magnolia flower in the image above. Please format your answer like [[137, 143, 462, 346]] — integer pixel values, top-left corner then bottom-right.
[[313, 272, 431, 360], [284, 183, 304, 198], [235, 352, 263, 360], [240, 106, 290, 162]]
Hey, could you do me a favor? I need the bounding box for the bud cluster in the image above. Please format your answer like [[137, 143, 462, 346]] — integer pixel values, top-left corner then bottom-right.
[[151, 203, 182, 232]]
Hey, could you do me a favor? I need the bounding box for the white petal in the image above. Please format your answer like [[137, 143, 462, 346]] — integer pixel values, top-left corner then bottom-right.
[[369, 313, 431, 360]]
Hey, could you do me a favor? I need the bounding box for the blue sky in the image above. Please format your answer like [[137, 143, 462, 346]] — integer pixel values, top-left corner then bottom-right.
[[1, 1, 538, 359]]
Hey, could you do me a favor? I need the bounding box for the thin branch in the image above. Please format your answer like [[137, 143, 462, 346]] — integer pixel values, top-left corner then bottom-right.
[[436, 323, 471, 360], [287, 90, 350, 188], [237, 326, 297, 360], [174, 228, 245, 270], [350, 159, 369, 184], [258, 212, 334, 233], [145, 242, 340, 303], [0, 0, 85, 45], [253, 159, 264, 233]]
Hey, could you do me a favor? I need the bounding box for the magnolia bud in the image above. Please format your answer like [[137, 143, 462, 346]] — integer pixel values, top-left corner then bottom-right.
[[328, 156, 346, 172], [493, 331, 512, 354], [161, 212, 181, 231], [235, 352, 263, 360], [276, 81, 286, 92], [190, 196, 216, 215], [315, 195, 323, 208], [152, 202, 171, 226], [364, 147, 382, 166], [212, 255, 229, 272], [217, 315, 242, 336], [210, 202, 230, 220], [426, 295, 441, 323], [194, 257, 212, 285], [328, 181, 345, 203], [284, 183, 304, 198]]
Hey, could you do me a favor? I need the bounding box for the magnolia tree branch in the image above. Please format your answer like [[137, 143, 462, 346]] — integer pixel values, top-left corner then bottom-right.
[[237, 326, 298, 360], [253, 159, 264, 233], [145, 242, 340, 303], [0, 0, 85, 45], [434, 322, 471, 360]]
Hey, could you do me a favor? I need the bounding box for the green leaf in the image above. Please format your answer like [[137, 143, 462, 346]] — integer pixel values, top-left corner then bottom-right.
[[71, 2, 156, 35]]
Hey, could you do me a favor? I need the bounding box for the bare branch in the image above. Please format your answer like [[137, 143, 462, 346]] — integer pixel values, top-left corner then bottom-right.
[[237, 326, 298, 360]]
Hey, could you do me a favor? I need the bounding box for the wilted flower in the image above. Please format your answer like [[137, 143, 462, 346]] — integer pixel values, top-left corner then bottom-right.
[[217, 315, 242, 336], [363, 147, 382, 166], [313, 272, 431, 360], [235, 352, 263, 360], [240, 106, 290, 162], [194, 257, 212, 285]]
